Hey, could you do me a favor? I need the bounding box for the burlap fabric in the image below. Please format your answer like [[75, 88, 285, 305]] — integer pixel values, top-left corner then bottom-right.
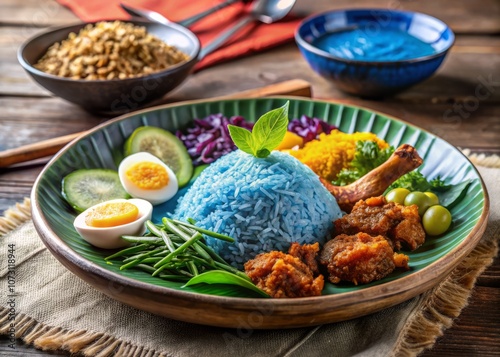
[[0, 153, 498, 357]]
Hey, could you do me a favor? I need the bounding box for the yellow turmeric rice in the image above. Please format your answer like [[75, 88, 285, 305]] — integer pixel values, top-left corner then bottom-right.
[[289, 130, 389, 182]]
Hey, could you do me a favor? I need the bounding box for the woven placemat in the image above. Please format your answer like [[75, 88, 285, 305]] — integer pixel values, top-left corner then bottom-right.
[[0, 152, 498, 357]]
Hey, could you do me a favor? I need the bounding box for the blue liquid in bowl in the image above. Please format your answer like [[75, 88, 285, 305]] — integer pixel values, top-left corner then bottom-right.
[[312, 26, 436, 61]]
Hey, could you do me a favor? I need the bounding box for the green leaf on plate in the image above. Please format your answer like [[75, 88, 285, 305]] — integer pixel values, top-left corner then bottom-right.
[[438, 180, 472, 209], [251, 101, 289, 156], [227, 125, 254, 156], [228, 101, 289, 159], [182, 270, 269, 298]]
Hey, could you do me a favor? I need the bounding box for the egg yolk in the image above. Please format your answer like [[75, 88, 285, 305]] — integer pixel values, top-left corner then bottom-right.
[[125, 162, 169, 190], [85, 202, 139, 228]]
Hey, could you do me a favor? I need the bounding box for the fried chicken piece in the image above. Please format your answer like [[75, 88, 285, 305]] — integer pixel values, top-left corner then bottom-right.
[[321, 144, 423, 212], [288, 240, 320, 275], [393, 252, 410, 270], [319, 232, 409, 285], [244, 242, 324, 298], [334, 196, 425, 251]]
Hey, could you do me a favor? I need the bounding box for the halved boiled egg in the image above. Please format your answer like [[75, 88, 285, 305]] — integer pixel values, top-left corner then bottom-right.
[[118, 152, 178, 205], [74, 198, 153, 249]]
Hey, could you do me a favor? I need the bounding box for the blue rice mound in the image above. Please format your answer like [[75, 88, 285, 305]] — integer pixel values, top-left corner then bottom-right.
[[174, 150, 343, 268]]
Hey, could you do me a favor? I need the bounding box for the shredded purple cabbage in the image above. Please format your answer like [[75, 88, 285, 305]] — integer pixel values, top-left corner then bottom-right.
[[177, 113, 336, 166], [176, 114, 254, 166], [288, 115, 337, 143]]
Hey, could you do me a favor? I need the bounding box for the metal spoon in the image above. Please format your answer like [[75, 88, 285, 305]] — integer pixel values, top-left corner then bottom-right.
[[120, 3, 172, 26], [121, 1, 250, 28], [179, 0, 252, 28], [121, 0, 296, 59], [200, 0, 297, 58]]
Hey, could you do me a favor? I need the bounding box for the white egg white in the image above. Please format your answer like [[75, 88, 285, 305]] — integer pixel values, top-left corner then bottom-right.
[[73, 198, 153, 249], [118, 152, 178, 205]]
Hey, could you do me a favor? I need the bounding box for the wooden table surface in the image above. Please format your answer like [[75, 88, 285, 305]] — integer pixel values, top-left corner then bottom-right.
[[1, 0, 499, 356]]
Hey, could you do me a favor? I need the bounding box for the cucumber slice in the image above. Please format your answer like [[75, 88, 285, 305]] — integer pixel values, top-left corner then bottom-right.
[[189, 164, 209, 185], [62, 169, 129, 213], [124, 126, 193, 187]]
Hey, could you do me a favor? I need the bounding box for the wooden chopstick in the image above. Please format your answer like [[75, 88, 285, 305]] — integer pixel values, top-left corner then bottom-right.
[[0, 79, 312, 168]]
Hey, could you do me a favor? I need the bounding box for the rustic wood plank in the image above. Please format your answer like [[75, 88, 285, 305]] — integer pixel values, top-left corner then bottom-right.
[[2, 0, 500, 34], [293, 0, 500, 35], [3, 26, 500, 103], [0, 0, 77, 26], [0, 97, 101, 151], [422, 286, 500, 356], [0, 26, 51, 96], [478, 254, 500, 288]]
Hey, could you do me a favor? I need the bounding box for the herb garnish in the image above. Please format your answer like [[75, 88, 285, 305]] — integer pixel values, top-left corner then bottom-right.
[[228, 102, 289, 158], [333, 139, 471, 209], [333, 141, 394, 185]]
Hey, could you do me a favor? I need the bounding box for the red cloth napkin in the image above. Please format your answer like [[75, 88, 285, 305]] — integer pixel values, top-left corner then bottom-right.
[[55, 0, 302, 71]]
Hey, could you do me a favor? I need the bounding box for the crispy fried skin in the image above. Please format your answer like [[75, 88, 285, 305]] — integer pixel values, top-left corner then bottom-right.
[[288, 241, 320, 275], [334, 196, 425, 251], [321, 144, 423, 212], [244, 242, 324, 298], [319, 232, 409, 285]]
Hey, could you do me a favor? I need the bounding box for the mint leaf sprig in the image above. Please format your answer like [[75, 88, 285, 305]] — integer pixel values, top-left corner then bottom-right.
[[227, 102, 289, 158]]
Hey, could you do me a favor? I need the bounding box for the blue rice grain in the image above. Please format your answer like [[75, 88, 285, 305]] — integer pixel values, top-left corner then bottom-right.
[[174, 150, 343, 269]]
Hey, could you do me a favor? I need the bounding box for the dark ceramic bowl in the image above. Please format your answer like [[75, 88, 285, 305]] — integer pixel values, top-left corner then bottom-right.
[[295, 9, 455, 97], [18, 20, 200, 114]]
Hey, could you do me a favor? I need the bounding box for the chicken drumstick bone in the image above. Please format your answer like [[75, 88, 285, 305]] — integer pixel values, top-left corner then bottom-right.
[[320, 144, 423, 212]]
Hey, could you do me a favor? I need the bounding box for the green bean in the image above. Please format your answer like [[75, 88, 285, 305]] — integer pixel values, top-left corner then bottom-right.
[[145, 220, 164, 237], [152, 232, 203, 274], [191, 242, 213, 262], [104, 218, 245, 288], [177, 269, 194, 277], [120, 258, 146, 270], [104, 244, 150, 261], [122, 247, 166, 263], [121, 236, 164, 244], [168, 218, 235, 242], [135, 264, 156, 274], [186, 261, 199, 276], [160, 230, 176, 253], [182, 254, 248, 281], [157, 274, 190, 282], [163, 218, 213, 262], [139, 257, 163, 264], [196, 241, 228, 264], [214, 262, 251, 281], [152, 249, 173, 257], [162, 218, 193, 241]]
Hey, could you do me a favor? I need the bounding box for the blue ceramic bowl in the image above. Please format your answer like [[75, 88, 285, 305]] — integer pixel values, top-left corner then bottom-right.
[[295, 9, 455, 97]]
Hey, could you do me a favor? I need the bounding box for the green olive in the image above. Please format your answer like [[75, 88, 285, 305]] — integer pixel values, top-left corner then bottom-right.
[[404, 191, 431, 216], [424, 191, 440, 206], [386, 188, 410, 204], [422, 205, 452, 236]]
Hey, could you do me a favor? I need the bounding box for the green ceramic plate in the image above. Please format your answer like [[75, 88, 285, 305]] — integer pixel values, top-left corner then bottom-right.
[[31, 97, 489, 328]]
